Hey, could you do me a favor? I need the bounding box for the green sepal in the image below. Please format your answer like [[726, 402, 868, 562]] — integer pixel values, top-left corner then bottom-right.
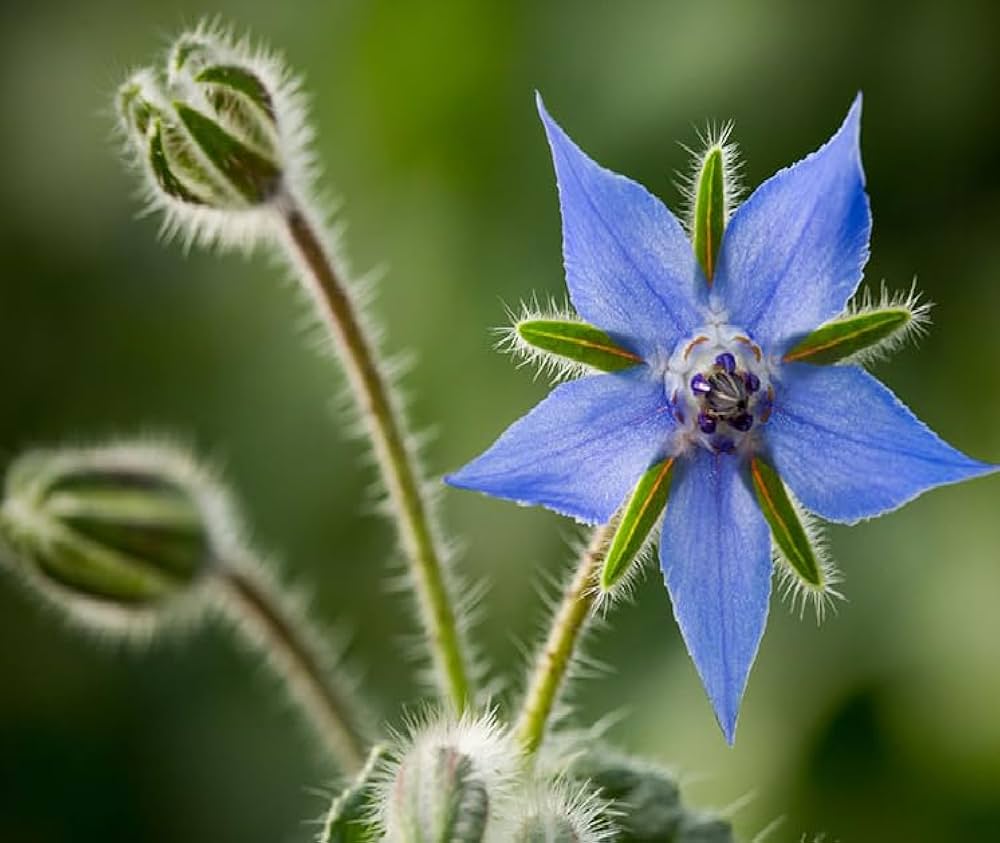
[[29, 529, 181, 606], [196, 64, 276, 122], [174, 103, 281, 203], [320, 744, 386, 843], [783, 307, 912, 364], [749, 457, 821, 587], [149, 120, 208, 205], [516, 319, 641, 373], [692, 146, 725, 283], [601, 458, 675, 591], [434, 748, 490, 843]]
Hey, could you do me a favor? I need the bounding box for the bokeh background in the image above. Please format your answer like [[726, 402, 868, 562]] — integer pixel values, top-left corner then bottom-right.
[[2, 1, 999, 841]]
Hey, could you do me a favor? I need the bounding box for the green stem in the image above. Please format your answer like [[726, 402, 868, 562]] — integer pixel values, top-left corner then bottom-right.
[[278, 200, 472, 712], [216, 562, 368, 773], [514, 524, 614, 756]]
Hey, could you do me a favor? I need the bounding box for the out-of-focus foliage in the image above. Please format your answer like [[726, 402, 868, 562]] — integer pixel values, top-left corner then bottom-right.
[[1, 1, 998, 841]]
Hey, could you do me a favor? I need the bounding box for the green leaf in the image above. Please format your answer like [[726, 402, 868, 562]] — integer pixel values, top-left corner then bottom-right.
[[569, 749, 683, 840], [321, 744, 386, 843], [783, 307, 912, 364], [675, 814, 736, 843], [749, 457, 821, 587], [692, 146, 725, 283], [516, 319, 641, 372], [601, 459, 675, 591], [174, 103, 281, 203]]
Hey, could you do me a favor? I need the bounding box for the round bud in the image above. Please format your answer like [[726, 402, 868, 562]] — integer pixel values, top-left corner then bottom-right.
[[115, 24, 302, 228], [379, 712, 516, 843], [0, 441, 239, 631], [506, 782, 613, 843]]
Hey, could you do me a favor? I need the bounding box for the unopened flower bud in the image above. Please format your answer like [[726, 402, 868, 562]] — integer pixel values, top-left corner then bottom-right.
[[116, 26, 293, 217], [0, 441, 238, 629], [507, 782, 612, 843], [379, 712, 516, 843]]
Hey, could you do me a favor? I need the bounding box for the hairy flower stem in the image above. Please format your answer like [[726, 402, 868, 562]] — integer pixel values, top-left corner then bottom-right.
[[515, 523, 614, 756], [215, 561, 368, 773], [277, 198, 472, 712]]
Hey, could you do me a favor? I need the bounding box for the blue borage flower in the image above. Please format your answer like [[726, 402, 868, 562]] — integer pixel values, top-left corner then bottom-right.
[[447, 93, 997, 742]]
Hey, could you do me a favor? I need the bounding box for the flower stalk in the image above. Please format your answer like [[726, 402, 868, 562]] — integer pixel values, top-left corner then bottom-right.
[[514, 523, 614, 756], [214, 558, 369, 773], [278, 200, 473, 712]]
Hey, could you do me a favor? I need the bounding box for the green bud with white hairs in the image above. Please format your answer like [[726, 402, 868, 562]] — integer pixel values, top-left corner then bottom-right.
[[115, 22, 311, 247], [0, 441, 239, 629]]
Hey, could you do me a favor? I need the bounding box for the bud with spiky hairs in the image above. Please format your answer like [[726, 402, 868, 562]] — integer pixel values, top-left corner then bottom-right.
[[378, 711, 517, 843], [115, 21, 312, 248], [0, 440, 240, 633], [501, 780, 613, 843]]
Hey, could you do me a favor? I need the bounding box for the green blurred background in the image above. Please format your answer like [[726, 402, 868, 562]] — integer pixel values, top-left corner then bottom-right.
[[2, 1, 999, 840]]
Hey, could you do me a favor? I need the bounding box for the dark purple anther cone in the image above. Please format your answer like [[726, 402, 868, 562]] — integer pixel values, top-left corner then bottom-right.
[[715, 352, 736, 373], [691, 373, 711, 394], [744, 372, 760, 393], [730, 413, 754, 432], [712, 436, 736, 454], [697, 412, 717, 434]]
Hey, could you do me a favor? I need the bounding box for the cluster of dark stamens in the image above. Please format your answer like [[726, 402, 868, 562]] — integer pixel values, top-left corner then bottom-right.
[[690, 352, 762, 452]]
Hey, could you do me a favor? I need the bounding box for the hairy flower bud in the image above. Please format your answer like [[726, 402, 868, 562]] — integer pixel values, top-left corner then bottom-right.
[[115, 23, 310, 245], [0, 441, 239, 630], [506, 782, 612, 843], [379, 712, 516, 843]]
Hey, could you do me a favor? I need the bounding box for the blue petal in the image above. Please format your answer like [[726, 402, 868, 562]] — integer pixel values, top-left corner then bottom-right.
[[446, 368, 675, 524], [714, 95, 871, 353], [537, 94, 704, 360], [659, 450, 772, 744], [767, 364, 997, 524]]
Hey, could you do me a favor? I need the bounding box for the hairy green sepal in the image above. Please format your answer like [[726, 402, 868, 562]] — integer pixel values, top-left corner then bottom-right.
[[196, 64, 276, 122], [174, 103, 281, 203], [749, 458, 821, 587], [601, 458, 675, 591], [784, 308, 912, 364], [692, 146, 725, 283], [321, 744, 386, 843], [517, 319, 641, 372]]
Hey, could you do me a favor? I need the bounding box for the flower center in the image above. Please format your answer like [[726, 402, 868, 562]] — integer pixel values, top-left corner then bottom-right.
[[666, 327, 773, 455]]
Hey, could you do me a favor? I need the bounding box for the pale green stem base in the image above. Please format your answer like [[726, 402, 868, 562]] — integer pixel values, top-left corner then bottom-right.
[[216, 562, 368, 773], [514, 524, 614, 756], [277, 198, 472, 712]]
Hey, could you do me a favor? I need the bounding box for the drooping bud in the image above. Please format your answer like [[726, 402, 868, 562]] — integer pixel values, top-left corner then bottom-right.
[[115, 24, 296, 225], [783, 282, 931, 365], [321, 743, 387, 843], [506, 782, 613, 843], [748, 457, 840, 619], [0, 441, 239, 630], [379, 712, 516, 843], [600, 458, 675, 594]]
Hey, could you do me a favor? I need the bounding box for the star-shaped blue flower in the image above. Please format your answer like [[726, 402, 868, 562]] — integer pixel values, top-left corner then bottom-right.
[[447, 93, 997, 742]]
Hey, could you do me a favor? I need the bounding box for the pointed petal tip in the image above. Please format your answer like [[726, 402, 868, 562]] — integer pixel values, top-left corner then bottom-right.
[[710, 680, 743, 746]]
